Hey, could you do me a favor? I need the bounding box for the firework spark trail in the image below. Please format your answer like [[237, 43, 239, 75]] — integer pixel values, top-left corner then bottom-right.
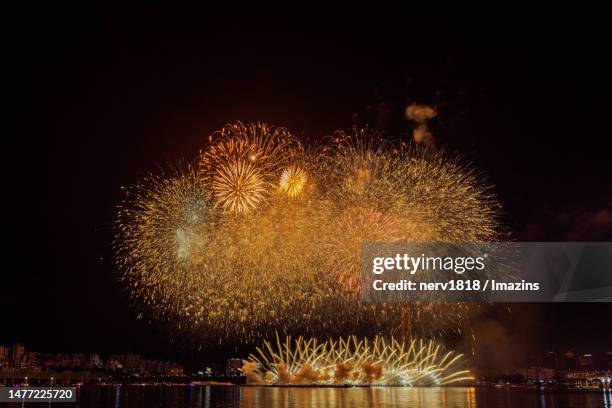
[[114, 122, 502, 343], [241, 334, 474, 386]]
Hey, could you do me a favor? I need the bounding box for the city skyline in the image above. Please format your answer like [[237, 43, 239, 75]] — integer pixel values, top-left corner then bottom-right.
[[0, 342, 183, 375]]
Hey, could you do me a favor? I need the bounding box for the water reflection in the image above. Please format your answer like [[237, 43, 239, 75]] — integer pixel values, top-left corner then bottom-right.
[[240, 386, 478, 407], [603, 389, 611, 408], [11, 385, 610, 408]]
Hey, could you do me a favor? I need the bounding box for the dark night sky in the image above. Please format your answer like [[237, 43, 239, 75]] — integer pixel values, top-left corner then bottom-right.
[[4, 6, 612, 364]]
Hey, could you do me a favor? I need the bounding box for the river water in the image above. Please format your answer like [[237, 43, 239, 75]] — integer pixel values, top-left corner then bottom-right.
[[2, 385, 611, 407]]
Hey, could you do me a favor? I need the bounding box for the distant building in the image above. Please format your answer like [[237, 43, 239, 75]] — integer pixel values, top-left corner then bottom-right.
[[578, 353, 593, 368], [0, 345, 9, 365], [11, 344, 25, 368], [159, 362, 183, 376], [88, 354, 103, 369], [562, 351, 576, 370], [125, 353, 142, 369], [145, 360, 160, 374], [226, 358, 242, 376], [543, 351, 563, 370], [105, 355, 124, 371], [123, 353, 145, 374], [71, 353, 87, 368], [525, 367, 555, 381], [22, 351, 42, 371], [605, 352, 612, 369], [57, 353, 71, 368]]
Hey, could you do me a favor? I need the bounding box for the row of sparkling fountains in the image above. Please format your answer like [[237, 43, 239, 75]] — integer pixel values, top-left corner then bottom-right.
[[114, 121, 502, 386]]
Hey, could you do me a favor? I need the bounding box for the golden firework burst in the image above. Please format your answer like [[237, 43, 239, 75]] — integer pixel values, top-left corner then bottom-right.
[[241, 334, 473, 386], [115, 124, 502, 343], [198, 121, 304, 212], [212, 159, 268, 214], [279, 166, 308, 198]]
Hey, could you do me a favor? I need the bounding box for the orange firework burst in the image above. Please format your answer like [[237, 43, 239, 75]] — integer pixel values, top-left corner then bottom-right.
[[279, 166, 308, 198], [242, 334, 473, 386], [199, 121, 303, 213], [115, 123, 503, 343], [328, 207, 404, 292], [212, 159, 268, 214]]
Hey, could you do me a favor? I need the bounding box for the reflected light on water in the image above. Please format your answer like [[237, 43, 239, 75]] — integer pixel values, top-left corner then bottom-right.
[[55, 384, 612, 408], [240, 387, 476, 408]]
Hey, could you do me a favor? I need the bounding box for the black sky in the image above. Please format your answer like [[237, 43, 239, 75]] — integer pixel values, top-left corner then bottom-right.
[[4, 6, 612, 364]]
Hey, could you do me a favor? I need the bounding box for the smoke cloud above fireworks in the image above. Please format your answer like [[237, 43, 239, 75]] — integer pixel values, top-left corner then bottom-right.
[[405, 103, 437, 150]]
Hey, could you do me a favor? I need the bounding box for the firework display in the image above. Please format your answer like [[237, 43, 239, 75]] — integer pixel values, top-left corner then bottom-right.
[[198, 122, 303, 214], [115, 169, 218, 324], [278, 166, 308, 198], [241, 334, 473, 386], [114, 121, 501, 343]]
